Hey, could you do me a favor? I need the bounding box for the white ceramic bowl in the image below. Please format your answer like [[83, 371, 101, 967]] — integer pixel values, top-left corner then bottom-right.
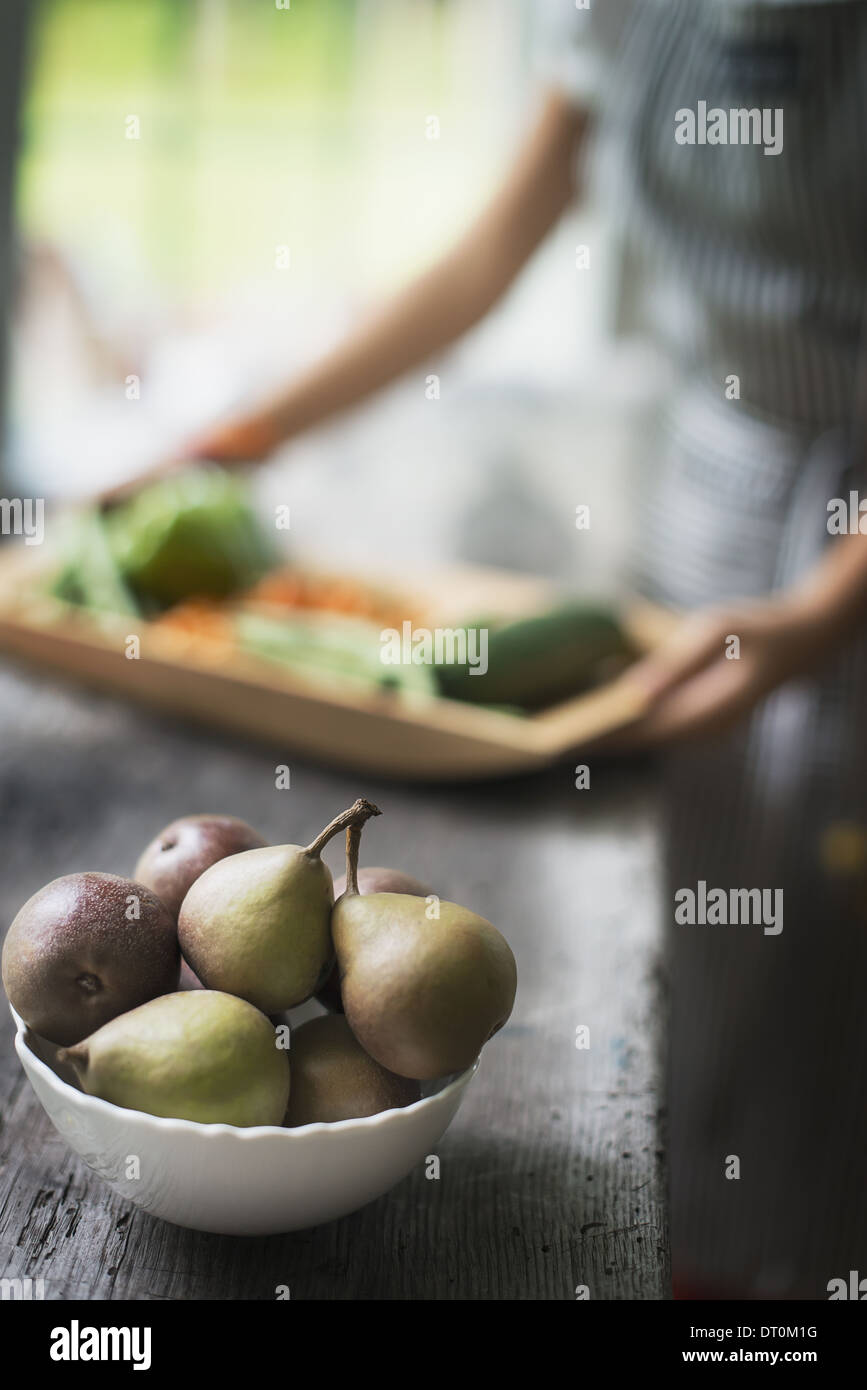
[[11, 1007, 477, 1235]]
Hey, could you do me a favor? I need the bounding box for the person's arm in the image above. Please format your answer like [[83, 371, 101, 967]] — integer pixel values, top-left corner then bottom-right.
[[792, 524, 867, 643], [188, 90, 590, 460], [617, 528, 867, 746]]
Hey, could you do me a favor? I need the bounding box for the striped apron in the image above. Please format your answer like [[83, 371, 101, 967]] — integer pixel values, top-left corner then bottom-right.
[[598, 0, 867, 1295]]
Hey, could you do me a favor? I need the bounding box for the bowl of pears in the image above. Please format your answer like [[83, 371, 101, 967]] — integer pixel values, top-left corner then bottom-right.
[[2, 799, 517, 1235]]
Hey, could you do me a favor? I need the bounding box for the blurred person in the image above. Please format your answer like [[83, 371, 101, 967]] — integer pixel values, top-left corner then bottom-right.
[[185, 1, 867, 1297]]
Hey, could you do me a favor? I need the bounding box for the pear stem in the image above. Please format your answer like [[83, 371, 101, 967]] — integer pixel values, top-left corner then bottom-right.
[[57, 1043, 88, 1072], [304, 798, 381, 859], [344, 824, 364, 896]]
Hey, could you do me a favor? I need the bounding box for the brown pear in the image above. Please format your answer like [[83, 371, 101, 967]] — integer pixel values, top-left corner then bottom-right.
[[331, 825, 517, 1079], [2, 872, 179, 1046], [316, 866, 432, 1013], [134, 814, 267, 920], [285, 1014, 420, 1126]]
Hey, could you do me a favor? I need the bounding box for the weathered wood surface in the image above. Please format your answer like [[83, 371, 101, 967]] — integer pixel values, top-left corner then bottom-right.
[[0, 661, 669, 1299]]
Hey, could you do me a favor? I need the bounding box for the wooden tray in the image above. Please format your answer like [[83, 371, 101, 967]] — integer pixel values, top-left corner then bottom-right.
[[0, 548, 677, 780]]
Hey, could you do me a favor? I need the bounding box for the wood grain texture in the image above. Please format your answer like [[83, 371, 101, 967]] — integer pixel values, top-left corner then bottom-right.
[[0, 662, 669, 1299]]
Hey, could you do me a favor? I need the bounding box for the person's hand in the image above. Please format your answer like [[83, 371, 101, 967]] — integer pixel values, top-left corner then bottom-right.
[[97, 409, 282, 507], [615, 595, 838, 746], [183, 410, 284, 464], [97, 412, 279, 507]]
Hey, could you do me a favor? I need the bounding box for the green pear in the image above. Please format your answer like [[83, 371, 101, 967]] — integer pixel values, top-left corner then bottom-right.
[[332, 825, 517, 1080], [177, 800, 380, 1014], [58, 991, 289, 1127], [285, 1014, 420, 1126]]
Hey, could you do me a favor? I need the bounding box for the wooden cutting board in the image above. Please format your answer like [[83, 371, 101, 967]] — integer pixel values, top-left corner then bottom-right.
[[0, 547, 677, 780]]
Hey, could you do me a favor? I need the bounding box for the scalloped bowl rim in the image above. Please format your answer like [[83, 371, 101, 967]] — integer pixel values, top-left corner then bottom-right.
[[11, 1004, 479, 1140]]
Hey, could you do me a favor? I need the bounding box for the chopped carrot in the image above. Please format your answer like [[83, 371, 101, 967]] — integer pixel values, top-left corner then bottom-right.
[[153, 599, 234, 644], [242, 567, 416, 625]]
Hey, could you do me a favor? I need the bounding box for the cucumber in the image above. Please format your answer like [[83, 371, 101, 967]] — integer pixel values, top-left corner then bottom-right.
[[433, 603, 631, 709]]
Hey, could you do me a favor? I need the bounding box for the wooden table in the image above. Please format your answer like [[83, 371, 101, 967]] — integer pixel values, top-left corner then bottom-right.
[[0, 661, 670, 1300]]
